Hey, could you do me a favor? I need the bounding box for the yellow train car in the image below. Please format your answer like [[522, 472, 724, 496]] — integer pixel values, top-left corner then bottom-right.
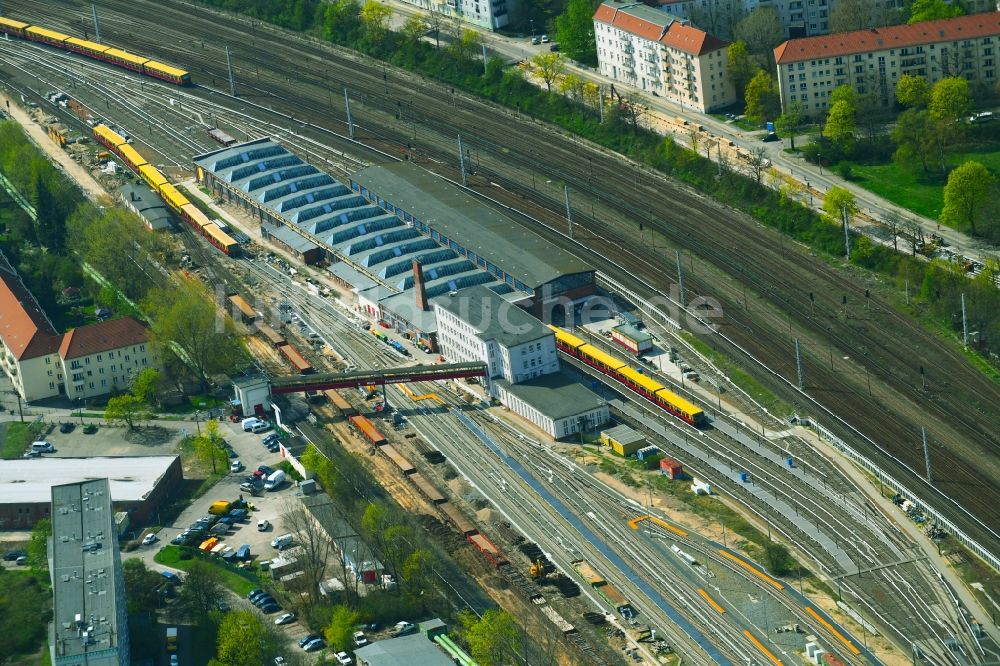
[[92, 124, 128, 150], [203, 223, 238, 255], [618, 365, 665, 396], [158, 183, 189, 213], [654, 387, 704, 425], [181, 203, 212, 231], [101, 47, 150, 73], [116, 143, 148, 172], [578, 343, 627, 373], [548, 324, 587, 352], [65, 36, 109, 58], [0, 17, 29, 37], [138, 164, 167, 190], [143, 60, 191, 86], [25, 25, 70, 46]]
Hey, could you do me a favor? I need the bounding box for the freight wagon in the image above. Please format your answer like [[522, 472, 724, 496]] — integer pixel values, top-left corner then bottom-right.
[[258, 323, 286, 348], [379, 444, 416, 476], [467, 533, 507, 567], [279, 343, 313, 375], [409, 473, 445, 504], [324, 389, 357, 417], [348, 415, 387, 446], [439, 502, 476, 536], [4, 17, 191, 84], [228, 294, 256, 323]]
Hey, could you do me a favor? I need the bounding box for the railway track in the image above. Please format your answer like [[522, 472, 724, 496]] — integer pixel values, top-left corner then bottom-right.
[[9, 0, 999, 553]]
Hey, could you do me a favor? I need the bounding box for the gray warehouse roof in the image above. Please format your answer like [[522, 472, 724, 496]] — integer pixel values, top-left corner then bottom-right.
[[119, 183, 172, 231], [353, 633, 454, 666], [50, 478, 126, 662], [496, 373, 607, 420], [0, 456, 178, 504], [432, 284, 551, 347], [351, 162, 594, 289]]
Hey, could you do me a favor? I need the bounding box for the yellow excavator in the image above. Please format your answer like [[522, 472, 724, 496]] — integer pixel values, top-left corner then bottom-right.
[[529, 559, 547, 580]]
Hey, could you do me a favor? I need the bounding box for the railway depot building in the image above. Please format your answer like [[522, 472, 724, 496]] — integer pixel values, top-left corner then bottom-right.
[[1, 251, 154, 402], [194, 141, 595, 350], [773, 12, 1000, 114], [49, 478, 130, 666], [593, 0, 737, 112]]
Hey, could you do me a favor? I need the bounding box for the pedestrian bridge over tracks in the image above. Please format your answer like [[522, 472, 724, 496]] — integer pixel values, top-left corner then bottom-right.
[[269, 361, 487, 395]]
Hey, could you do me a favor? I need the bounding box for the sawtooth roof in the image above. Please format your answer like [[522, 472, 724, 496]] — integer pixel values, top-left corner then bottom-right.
[[774, 12, 1000, 64], [593, 0, 728, 55]]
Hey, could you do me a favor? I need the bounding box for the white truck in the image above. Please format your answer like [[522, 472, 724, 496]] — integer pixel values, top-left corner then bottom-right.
[[264, 470, 286, 491]]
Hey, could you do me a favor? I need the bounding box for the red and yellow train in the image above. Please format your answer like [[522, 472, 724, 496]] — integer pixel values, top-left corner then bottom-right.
[[548, 325, 708, 427], [93, 124, 239, 255], [0, 17, 191, 85]]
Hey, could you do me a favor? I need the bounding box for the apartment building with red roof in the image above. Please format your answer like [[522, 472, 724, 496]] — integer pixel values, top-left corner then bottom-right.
[[594, 0, 737, 112], [773, 12, 1000, 114], [0, 251, 154, 402]]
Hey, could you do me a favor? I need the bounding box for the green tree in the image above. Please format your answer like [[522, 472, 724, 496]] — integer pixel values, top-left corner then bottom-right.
[[143, 282, 248, 389], [174, 560, 224, 622], [359, 0, 392, 44], [929, 76, 973, 125], [829, 0, 876, 32], [459, 609, 521, 666], [895, 73, 931, 109], [324, 0, 361, 42], [0, 569, 51, 664], [763, 543, 795, 576], [401, 548, 434, 596], [324, 605, 360, 652], [216, 610, 272, 666], [33, 170, 64, 253], [774, 101, 806, 149], [400, 14, 428, 48], [104, 394, 151, 431], [554, 0, 597, 65], [892, 109, 938, 173], [530, 52, 567, 93], [123, 558, 163, 614], [743, 70, 780, 125], [28, 518, 51, 575], [822, 186, 859, 223], [449, 28, 482, 62], [193, 430, 227, 474], [830, 84, 856, 107], [727, 41, 757, 100], [940, 161, 997, 235], [734, 7, 784, 68], [130, 368, 162, 405], [823, 99, 857, 148], [908, 0, 962, 23]]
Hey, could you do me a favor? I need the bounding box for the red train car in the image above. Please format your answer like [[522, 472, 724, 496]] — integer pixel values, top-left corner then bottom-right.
[[348, 415, 387, 446], [467, 533, 507, 567]]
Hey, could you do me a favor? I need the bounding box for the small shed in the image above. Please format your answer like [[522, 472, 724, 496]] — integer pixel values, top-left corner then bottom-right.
[[660, 457, 683, 479], [611, 323, 653, 354], [600, 425, 646, 457]]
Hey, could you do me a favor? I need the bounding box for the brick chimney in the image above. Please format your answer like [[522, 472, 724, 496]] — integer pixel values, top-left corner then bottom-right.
[[412, 259, 428, 311]]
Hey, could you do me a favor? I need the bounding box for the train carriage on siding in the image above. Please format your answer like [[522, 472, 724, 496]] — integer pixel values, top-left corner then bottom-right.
[[202, 223, 239, 255], [0, 17, 29, 38], [549, 325, 587, 355], [92, 124, 128, 151], [143, 60, 191, 86], [101, 47, 150, 73], [577, 343, 627, 374], [323, 389, 356, 417], [64, 36, 109, 59], [25, 25, 70, 47], [655, 387, 705, 427], [180, 203, 212, 232], [158, 183, 188, 213], [116, 143, 148, 173], [138, 164, 167, 191]]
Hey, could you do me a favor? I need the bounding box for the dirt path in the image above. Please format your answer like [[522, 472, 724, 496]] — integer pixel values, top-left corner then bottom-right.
[[1, 93, 110, 202]]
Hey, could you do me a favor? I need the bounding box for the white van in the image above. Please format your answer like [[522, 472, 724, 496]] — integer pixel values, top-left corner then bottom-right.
[[31, 441, 55, 453], [270, 534, 293, 550], [241, 417, 262, 431], [264, 470, 286, 491], [250, 421, 271, 434]]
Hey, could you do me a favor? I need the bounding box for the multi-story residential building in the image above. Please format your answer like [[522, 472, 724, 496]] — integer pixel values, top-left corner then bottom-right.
[[774, 12, 1000, 114], [594, 0, 737, 113], [1, 250, 154, 402], [404, 0, 514, 30], [49, 478, 130, 666], [433, 284, 560, 390], [59, 317, 153, 401]]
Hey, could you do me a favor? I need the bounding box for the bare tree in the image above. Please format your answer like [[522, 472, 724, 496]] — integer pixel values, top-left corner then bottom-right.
[[690, 0, 746, 39], [282, 502, 334, 606], [903, 218, 924, 255], [883, 209, 903, 252], [747, 146, 770, 184]]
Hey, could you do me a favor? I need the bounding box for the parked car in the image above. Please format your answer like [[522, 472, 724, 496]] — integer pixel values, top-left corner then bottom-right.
[[141, 533, 158, 546], [530, 35, 540, 45], [271, 534, 293, 550], [274, 612, 296, 625], [82, 424, 97, 434], [762, 132, 780, 142], [3, 550, 26, 561], [302, 638, 324, 652], [267, 442, 281, 453], [247, 588, 264, 600], [298, 634, 321, 648], [540, 34, 550, 42], [257, 519, 271, 532], [334, 652, 353, 665], [14, 555, 27, 566], [170, 655, 179, 666], [260, 602, 281, 614], [160, 571, 182, 585], [263, 433, 280, 445], [59, 422, 75, 433], [216, 600, 230, 612], [549, 42, 560, 51], [391, 621, 416, 637], [257, 465, 274, 476], [352, 631, 369, 647], [170, 534, 185, 545]]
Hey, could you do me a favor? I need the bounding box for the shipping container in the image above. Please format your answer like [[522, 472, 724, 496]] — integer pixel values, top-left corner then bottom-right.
[[660, 457, 683, 479]]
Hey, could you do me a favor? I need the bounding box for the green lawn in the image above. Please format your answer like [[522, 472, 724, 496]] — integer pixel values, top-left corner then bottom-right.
[[850, 140, 1000, 222], [154, 546, 260, 596], [1, 421, 45, 459]]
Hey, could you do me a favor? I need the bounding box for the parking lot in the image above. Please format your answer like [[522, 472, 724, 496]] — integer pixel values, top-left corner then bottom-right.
[[42, 421, 186, 458]]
